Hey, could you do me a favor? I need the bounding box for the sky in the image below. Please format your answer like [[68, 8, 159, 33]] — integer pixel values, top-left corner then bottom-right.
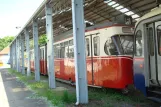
[[0, 0, 44, 38]]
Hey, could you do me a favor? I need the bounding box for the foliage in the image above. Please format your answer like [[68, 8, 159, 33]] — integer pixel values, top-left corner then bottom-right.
[[0, 36, 14, 51], [30, 34, 47, 49], [8, 68, 76, 107], [38, 34, 47, 45]]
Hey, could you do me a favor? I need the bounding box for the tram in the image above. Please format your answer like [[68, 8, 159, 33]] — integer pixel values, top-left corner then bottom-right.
[[134, 5, 161, 102], [30, 22, 134, 92]]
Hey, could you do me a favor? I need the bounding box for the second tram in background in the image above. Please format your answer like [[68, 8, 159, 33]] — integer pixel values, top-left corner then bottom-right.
[[29, 21, 134, 92], [134, 5, 161, 102]]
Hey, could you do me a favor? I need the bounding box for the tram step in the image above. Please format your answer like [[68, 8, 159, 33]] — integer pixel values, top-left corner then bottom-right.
[[148, 97, 161, 103], [148, 90, 161, 95]]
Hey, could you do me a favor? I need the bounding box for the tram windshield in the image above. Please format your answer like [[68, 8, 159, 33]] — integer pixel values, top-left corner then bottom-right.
[[113, 35, 134, 55]]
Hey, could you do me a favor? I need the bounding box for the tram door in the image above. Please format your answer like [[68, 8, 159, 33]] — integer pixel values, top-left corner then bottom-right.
[[40, 47, 46, 75], [85, 36, 94, 85], [147, 22, 161, 86]]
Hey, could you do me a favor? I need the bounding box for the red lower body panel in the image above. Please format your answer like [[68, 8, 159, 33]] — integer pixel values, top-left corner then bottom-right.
[[30, 56, 133, 89]]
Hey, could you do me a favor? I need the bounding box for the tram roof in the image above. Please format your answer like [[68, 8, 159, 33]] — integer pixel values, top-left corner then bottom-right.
[[135, 5, 161, 27], [10, 0, 158, 45]]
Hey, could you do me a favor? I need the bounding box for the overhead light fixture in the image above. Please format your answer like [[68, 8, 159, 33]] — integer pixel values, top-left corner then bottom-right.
[[108, 1, 116, 6], [104, 0, 112, 3], [132, 14, 140, 18], [120, 8, 129, 13], [104, 0, 140, 21], [112, 3, 119, 7], [125, 11, 134, 16], [115, 5, 123, 10]]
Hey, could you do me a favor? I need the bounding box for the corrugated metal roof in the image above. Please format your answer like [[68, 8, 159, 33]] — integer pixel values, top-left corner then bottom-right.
[[10, 0, 158, 45]]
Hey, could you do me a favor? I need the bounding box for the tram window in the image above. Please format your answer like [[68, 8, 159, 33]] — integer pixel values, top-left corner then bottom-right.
[[68, 46, 74, 58], [86, 38, 90, 56], [148, 28, 154, 56], [42, 49, 44, 59], [135, 30, 142, 56], [93, 36, 100, 56], [64, 41, 69, 58], [118, 35, 133, 55], [60, 43, 65, 58], [64, 41, 68, 46], [54, 44, 61, 58], [104, 38, 118, 55], [69, 40, 73, 46], [157, 25, 161, 55]]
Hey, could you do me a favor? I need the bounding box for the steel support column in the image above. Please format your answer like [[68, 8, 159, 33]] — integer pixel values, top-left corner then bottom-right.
[[14, 41, 17, 70], [16, 38, 20, 72], [20, 35, 25, 74], [11, 44, 13, 69], [45, 4, 56, 88], [25, 28, 31, 76], [33, 19, 40, 81], [11, 44, 13, 68], [18, 37, 21, 72], [12, 41, 15, 69], [72, 0, 88, 104], [10, 44, 13, 68]]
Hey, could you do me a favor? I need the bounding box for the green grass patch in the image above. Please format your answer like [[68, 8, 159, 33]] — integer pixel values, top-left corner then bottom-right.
[[8, 68, 153, 107], [8, 68, 76, 107]]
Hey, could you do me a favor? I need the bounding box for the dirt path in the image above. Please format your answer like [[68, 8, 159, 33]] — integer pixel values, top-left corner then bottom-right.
[[0, 68, 49, 107]]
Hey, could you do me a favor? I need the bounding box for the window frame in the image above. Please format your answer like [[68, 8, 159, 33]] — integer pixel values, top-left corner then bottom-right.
[[93, 36, 100, 56], [157, 25, 161, 56], [135, 30, 143, 57]]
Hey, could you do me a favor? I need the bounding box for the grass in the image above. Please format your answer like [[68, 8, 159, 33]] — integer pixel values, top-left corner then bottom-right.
[[8, 68, 76, 107], [8, 68, 155, 107]]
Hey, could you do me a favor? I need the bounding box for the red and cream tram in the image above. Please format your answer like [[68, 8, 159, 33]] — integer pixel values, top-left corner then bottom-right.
[[30, 22, 134, 91]]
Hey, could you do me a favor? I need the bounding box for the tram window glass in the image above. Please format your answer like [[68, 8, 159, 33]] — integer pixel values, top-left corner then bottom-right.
[[64, 41, 69, 58], [86, 38, 90, 56], [64, 41, 68, 46], [42, 49, 44, 59], [93, 36, 100, 56], [54, 44, 61, 58], [69, 40, 73, 46], [60, 43, 65, 58], [53, 45, 56, 58], [114, 35, 133, 55], [135, 30, 142, 56], [68, 46, 74, 58], [157, 25, 161, 55], [148, 28, 154, 56], [104, 38, 118, 55]]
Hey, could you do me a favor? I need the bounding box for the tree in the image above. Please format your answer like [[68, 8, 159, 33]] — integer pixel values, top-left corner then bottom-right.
[[38, 34, 47, 45], [30, 34, 47, 49], [0, 36, 14, 51]]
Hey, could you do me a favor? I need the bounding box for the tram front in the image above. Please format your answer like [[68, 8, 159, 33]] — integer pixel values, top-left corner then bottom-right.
[[134, 6, 161, 102]]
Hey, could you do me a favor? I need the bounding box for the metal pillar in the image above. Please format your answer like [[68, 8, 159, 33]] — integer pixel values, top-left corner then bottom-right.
[[11, 44, 13, 68], [11, 44, 13, 69], [33, 19, 40, 81], [25, 29, 31, 76], [16, 38, 19, 72], [45, 4, 56, 88], [14, 41, 17, 70], [20, 35, 25, 74], [18, 37, 21, 72], [13, 42, 15, 69], [10, 44, 12, 68], [72, 0, 88, 104]]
